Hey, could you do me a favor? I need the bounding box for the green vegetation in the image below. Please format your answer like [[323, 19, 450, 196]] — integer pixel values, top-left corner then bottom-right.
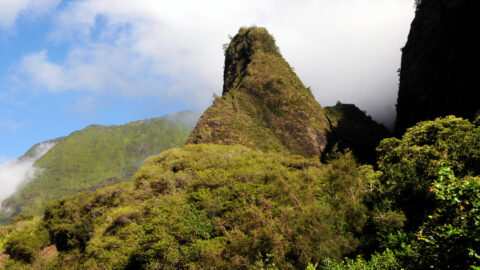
[[4, 222, 49, 263], [0, 111, 199, 223], [376, 116, 480, 230], [1, 24, 479, 269], [1, 144, 372, 269], [322, 249, 403, 270], [415, 164, 480, 268], [327, 116, 480, 269], [187, 27, 331, 157], [0, 216, 49, 267], [3, 116, 477, 269]]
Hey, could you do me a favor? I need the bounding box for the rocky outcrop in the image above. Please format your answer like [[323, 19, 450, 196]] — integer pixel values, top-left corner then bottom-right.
[[187, 27, 331, 157]]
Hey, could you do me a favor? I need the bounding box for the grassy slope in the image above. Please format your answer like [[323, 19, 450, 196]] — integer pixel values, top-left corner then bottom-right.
[[187, 27, 331, 157], [0, 111, 199, 222]]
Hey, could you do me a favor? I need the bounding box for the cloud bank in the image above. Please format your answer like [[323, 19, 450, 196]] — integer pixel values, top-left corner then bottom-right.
[[18, 0, 415, 128], [0, 142, 55, 207]]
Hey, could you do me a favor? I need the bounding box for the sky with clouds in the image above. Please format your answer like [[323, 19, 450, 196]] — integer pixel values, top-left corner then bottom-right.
[[0, 0, 416, 159]]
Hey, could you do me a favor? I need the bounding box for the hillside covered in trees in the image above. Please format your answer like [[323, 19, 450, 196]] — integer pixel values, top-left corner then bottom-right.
[[1, 1, 479, 267], [0, 111, 199, 224]]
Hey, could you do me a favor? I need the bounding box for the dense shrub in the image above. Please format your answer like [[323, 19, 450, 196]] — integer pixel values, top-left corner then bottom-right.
[[4, 225, 49, 263], [43, 192, 96, 252], [322, 249, 401, 270], [341, 116, 480, 269], [415, 164, 480, 269], [376, 116, 480, 230], [29, 144, 372, 269], [125, 145, 371, 269]]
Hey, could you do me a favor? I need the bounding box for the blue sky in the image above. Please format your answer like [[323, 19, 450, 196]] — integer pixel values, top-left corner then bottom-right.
[[0, 0, 415, 159]]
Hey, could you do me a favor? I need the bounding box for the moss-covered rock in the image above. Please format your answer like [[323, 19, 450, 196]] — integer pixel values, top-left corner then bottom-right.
[[187, 27, 331, 157]]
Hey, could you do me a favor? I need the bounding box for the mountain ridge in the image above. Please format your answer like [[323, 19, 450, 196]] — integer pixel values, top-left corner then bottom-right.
[[1, 21, 479, 269], [0, 111, 200, 223]]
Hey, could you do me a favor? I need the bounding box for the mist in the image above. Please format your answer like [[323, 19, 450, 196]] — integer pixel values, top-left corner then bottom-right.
[[164, 110, 203, 129], [14, 0, 416, 132], [0, 142, 55, 207]]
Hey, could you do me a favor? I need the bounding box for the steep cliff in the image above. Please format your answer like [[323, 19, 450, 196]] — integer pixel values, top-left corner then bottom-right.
[[187, 27, 331, 157], [395, 0, 480, 135]]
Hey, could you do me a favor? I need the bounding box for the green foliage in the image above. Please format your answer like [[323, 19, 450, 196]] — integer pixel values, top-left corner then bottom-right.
[[0, 259, 30, 270], [350, 116, 480, 269], [2, 218, 49, 263], [415, 163, 480, 269], [8, 215, 34, 225], [44, 192, 95, 252], [322, 249, 401, 270], [4, 227, 49, 263], [376, 116, 480, 229], [0, 111, 198, 222], [29, 144, 371, 269], [188, 27, 331, 157]]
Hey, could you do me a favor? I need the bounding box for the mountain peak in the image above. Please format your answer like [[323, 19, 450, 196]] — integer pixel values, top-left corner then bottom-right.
[[188, 27, 330, 157], [223, 27, 281, 94]]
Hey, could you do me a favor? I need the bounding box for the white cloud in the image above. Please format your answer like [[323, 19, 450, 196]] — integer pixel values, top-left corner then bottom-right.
[[0, 121, 23, 131], [21, 50, 64, 91], [0, 0, 60, 29], [18, 0, 416, 126], [0, 142, 55, 208]]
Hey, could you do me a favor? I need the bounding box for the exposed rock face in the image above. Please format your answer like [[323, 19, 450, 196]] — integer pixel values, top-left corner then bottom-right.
[[324, 103, 390, 164], [187, 27, 331, 157], [395, 0, 480, 135]]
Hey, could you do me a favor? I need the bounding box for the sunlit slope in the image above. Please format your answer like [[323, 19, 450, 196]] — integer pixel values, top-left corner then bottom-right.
[[3, 144, 368, 269], [187, 27, 331, 157], [0, 111, 199, 221]]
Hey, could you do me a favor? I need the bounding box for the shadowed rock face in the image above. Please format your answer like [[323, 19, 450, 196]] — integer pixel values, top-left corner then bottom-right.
[[324, 103, 390, 164], [395, 0, 480, 135], [187, 27, 331, 157]]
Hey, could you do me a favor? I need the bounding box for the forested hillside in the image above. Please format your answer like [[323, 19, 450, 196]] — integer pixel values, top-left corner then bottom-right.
[[0, 111, 199, 223], [1, 20, 479, 269]]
